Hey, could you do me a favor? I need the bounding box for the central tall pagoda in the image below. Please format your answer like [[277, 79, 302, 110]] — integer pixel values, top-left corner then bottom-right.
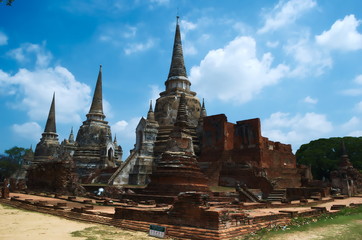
[[109, 17, 205, 186]]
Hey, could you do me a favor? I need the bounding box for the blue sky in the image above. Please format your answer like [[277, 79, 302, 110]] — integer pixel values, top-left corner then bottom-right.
[[1, 0, 362, 156]]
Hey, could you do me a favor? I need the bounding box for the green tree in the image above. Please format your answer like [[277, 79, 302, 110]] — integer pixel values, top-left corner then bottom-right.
[[5, 146, 29, 165], [296, 137, 362, 180], [0, 146, 29, 181], [0, 0, 14, 6]]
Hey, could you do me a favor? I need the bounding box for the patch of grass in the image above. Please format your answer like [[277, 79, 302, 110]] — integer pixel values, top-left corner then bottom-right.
[[241, 206, 362, 240], [0, 203, 34, 213], [70, 230, 83, 237], [0, 203, 15, 209]]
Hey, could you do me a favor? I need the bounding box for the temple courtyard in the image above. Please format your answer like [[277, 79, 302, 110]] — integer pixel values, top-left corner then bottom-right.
[[1, 192, 362, 239]]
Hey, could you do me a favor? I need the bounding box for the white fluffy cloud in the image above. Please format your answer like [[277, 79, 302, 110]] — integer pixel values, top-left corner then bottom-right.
[[0, 31, 8, 46], [180, 19, 197, 32], [112, 117, 140, 140], [341, 117, 362, 137], [262, 112, 333, 150], [1, 43, 92, 124], [304, 96, 318, 104], [342, 75, 362, 96], [12, 122, 42, 142], [354, 74, 362, 85], [189, 36, 289, 104], [1, 66, 91, 123], [342, 116, 360, 131], [112, 120, 129, 132], [178, 19, 198, 56], [124, 39, 155, 55], [7, 42, 52, 68], [258, 0, 316, 34], [316, 15, 362, 51], [347, 130, 362, 137], [111, 117, 140, 154], [284, 34, 332, 77], [354, 101, 362, 113], [99, 25, 138, 46]]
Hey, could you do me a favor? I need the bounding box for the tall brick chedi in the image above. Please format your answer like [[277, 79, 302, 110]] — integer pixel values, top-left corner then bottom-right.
[[34, 93, 60, 164], [154, 16, 203, 156], [110, 17, 205, 185], [74, 65, 122, 181], [144, 93, 210, 195]]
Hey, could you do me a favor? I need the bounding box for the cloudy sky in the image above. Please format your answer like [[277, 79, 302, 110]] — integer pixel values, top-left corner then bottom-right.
[[1, 0, 362, 155]]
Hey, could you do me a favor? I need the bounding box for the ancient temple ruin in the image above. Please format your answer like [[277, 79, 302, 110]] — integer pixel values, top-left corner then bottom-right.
[[110, 17, 204, 185], [22, 17, 317, 200], [109, 18, 301, 195], [28, 66, 123, 187], [73, 65, 122, 181], [330, 142, 362, 196], [198, 115, 301, 195], [33, 93, 60, 164], [143, 93, 210, 195]]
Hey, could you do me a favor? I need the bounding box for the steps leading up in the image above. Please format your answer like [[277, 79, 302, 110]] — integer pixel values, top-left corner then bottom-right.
[[266, 189, 286, 202]]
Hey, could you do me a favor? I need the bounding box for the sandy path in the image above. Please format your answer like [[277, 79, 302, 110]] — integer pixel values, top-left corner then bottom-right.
[[0, 203, 95, 240], [0, 204, 154, 240]]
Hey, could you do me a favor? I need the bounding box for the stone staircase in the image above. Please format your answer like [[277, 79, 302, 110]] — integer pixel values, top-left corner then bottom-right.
[[266, 189, 286, 202]]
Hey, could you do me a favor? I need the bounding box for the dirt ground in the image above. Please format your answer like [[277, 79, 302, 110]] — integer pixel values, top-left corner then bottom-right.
[[0, 204, 154, 240]]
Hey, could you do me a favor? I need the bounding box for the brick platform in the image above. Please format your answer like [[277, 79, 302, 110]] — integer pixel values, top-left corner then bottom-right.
[[1, 193, 362, 239]]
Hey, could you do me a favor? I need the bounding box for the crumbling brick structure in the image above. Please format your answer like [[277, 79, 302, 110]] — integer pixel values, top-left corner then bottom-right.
[[27, 151, 85, 195], [199, 114, 301, 194], [330, 143, 362, 196]]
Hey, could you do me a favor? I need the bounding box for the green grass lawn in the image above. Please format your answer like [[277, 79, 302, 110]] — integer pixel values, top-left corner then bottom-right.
[[241, 206, 362, 240]]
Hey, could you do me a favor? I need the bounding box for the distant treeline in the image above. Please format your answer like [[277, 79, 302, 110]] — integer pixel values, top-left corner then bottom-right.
[[296, 137, 362, 180]]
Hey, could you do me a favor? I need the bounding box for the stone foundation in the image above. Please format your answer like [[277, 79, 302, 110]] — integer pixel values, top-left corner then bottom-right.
[[3, 192, 355, 240]]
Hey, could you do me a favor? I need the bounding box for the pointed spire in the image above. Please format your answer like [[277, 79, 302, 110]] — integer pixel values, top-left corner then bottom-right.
[[200, 98, 207, 118], [114, 134, 118, 145], [68, 127, 74, 143], [149, 100, 153, 112], [175, 93, 188, 128], [87, 65, 105, 121], [164, 16, 191, 93], [168, 16, 187, 80], [44, 93, 56, 133], [39, 93, 58, 143], [147, 100, 155, 121]]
